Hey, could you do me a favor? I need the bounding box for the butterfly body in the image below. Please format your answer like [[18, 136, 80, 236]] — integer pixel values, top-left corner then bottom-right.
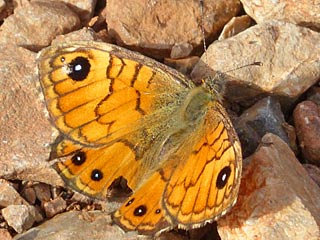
[[38, 41, 242, 235]]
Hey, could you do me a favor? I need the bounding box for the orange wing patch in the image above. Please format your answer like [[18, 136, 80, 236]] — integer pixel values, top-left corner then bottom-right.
[[55, 141, 147, 198], [39, 48, 166, 147], [113, 168, 173, 235], [163, 106, 241, 228]]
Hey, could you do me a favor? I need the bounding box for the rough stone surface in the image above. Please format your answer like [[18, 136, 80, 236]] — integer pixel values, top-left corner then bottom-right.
[[105, 0, 241, 58], [191, 20, 320, 106], [0, 179, 29, 207], [2, 205, 42, 233], [164, 56, 200, 76], [0, 1, 80, 51], [218, 134, 320, 239], [0, 44, 62, 187], [293, 100, 320, 166], [234, 96, 290, 157], [20, 185, 36, 205], [13, 211, 138, 240], [304, 164, 320, 188], [33, 183, 51, 203], [59, 0, 97, 24], [307, 86, 320, 105], [43, 197, 67, 218], [218, 15, 253, 40], [241, 0, 320, 31], [0, 229, 13, 240]]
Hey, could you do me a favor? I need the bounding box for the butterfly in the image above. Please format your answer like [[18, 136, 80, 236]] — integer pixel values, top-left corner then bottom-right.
[[37, 41, 242, 236]]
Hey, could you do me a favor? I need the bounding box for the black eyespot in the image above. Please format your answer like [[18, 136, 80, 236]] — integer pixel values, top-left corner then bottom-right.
[[67, 56, 90, 81], [155, 209, 161, 214], [71, 151, 86, 166], [91, 169, 103, 181], [216, 166, 231, 189], [133, 205, 147, 217], [125, 198, 135, 207]]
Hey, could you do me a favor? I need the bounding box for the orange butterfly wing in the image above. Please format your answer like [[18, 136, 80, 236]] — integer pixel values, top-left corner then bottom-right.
[[38, 42, 193, 197], [113, 88, 242, 234], [39, 41, 242, 234]]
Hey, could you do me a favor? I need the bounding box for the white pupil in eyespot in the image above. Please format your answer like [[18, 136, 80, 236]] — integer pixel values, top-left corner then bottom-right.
[[74, 64, 82, 71], [222, 173, 227, 181]]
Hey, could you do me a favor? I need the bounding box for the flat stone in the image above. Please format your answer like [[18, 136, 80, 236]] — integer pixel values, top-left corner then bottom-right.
[[0, 44, 63, 187], [191, 20, 320, 106], [0, 1, 80, 51], [241, 0, 320, 31], [218, 133, 320, 239], [105, 0, 241, 58], [13, 211, 138, 240]]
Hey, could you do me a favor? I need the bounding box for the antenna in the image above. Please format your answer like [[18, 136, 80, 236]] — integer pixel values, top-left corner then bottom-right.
[[199, 0, 207, 53]]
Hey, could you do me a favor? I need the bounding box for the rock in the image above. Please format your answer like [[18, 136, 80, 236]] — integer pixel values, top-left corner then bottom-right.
[[20, 184, 37, 205], [59, 0, 97, 24], [241, 0, 320, 31], [0, 0, 6, 20], [293, 100, 320, 166], [218, 133, 320, 239], [2, 205, 43, 233], [13, 211, 138, 240], [0, 179, 29, 207], [307, 86, 320, 107], [33, 183, 52, 203], [105, 0, 241, 58], [43, 197, 67, 218], [191, 20, 320, 106], [0, 44, 62, 187], [234, 96, 290, 157], [218, 15, 253, 40], [0, 229, 13, 240], [51, 27, 101, 45], [170, 42, 194, 59], [0, 1, 80, 51], [164, 56, 200, 76], [304, 164, 320, 188]]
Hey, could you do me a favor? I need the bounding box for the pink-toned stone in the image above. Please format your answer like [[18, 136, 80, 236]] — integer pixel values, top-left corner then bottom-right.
[[14, 211, 138, 240], [59, 0, 97, 24], [105, 0, 241, 58], [44, 197, 67, 218], [218, 15, 253, 40], [191, 20, 320, 106], [0, 1, 80, 51], [0, 229, 12, 240], [2, 205, 42, 233], [0, 44, 63, 187], [304, 164, 320, 188], [241, 0, 320, 31], [293, 100, 320, 166], [0, 179, 29, 207], [51, 27, 102, 45], [218, 133, 320, 239], [33, 183, 51, 203]]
